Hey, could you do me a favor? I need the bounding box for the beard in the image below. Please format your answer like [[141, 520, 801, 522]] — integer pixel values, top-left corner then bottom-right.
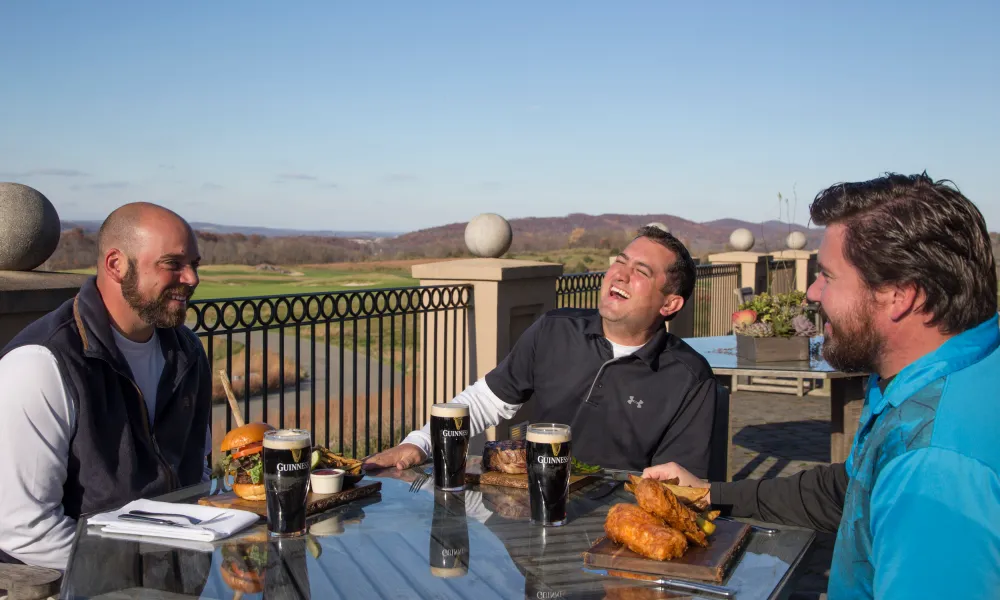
[[820, 299, 883, 373], [121, 259, 192, 329]]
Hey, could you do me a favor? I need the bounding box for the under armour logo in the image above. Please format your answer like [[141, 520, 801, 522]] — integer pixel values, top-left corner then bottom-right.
[[627, 396, 643, 409]]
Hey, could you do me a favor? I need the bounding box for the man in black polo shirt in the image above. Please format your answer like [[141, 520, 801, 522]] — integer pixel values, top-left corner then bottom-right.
[[364, 226, 718, 476]]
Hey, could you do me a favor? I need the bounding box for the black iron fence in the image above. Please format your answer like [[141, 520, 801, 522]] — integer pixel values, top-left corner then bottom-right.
[[692, 263, 742, 337], [186, 285, 473, 461], [767, 258, 796, 295], [556, 272, 604, 308]]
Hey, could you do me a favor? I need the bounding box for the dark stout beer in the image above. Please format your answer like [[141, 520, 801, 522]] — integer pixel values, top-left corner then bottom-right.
[[428, 490, 470, 578], [526, 423, 572, 526], [430, 403, 470, 491], [263, 429, 312, 537]]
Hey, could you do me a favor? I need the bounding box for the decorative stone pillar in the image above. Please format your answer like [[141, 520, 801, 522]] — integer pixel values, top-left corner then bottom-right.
[[411, 259, 563, 449], [410, 214, 563, 451], [0, 183, 88, 349]]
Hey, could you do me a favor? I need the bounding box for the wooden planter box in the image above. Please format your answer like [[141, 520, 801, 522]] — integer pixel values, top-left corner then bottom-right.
[[736, 334, 810, 362]]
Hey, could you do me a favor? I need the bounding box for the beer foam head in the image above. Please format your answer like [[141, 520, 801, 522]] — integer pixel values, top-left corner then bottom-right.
[[527, 424, 571, 444], [430, 403, 469, 418], [263, 428, 311, 450]]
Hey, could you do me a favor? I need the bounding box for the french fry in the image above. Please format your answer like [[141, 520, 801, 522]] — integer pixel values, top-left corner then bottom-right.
[[624, 474, 710, 510], [665, 484, 710, 507]]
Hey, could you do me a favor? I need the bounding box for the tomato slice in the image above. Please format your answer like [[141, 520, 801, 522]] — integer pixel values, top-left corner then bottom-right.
[[231, 442, 263, 459]]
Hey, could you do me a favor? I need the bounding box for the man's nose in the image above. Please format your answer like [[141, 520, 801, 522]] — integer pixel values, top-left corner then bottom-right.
[[806, 276, 822, 302], [180, 265, 199, 287]]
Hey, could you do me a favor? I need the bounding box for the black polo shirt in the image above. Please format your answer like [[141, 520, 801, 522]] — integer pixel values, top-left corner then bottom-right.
[[485, 308, 718, 477]]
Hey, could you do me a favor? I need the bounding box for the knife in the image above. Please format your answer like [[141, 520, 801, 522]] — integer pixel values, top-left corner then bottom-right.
[[583, 568, 736, 598], [117, 513, 199, 528], [585, 480, 622, 500], [600, 468, 643, 481]]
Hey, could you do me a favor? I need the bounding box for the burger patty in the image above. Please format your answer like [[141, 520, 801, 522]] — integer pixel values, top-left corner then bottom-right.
[[235, 471, 256, 485]]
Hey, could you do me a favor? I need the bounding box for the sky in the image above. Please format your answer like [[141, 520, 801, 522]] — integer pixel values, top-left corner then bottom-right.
[[2, 1, 998, 233]]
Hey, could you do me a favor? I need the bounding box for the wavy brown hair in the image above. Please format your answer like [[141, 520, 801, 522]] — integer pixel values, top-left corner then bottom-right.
[[809, 172, 997, 334]]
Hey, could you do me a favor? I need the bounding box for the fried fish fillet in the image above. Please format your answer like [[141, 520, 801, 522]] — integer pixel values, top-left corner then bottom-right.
[[604, 503, 688, 561], [633, 478, 708, 547]]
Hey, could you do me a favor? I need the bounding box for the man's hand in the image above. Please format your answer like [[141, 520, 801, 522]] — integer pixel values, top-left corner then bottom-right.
[[362, 443, 426, 471], [642, 462, 710, 489]]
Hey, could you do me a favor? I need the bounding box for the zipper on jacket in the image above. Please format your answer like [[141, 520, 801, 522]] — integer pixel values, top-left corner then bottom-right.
[[130, 379, 180, 490]]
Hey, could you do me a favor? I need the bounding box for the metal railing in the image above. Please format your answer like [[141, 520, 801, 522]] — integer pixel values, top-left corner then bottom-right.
[[556, 272, 604, 309], [187, 285, 473, 460], [693, 263, 742, 337], [767, 259, 796, 295]]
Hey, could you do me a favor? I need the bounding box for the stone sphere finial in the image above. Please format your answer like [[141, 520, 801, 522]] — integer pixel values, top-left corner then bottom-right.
[[464, 213, 512, 258], [786, 231, 807, 250], [729, 228, 755, 251], [644, 221, 669, 233], [0, 182, 61, 271]]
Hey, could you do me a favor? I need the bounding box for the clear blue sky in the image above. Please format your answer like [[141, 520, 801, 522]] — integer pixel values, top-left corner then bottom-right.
[[2, 1, 997, 232]]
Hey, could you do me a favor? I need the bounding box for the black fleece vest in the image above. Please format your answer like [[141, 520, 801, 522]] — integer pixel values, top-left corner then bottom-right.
[[0, 277, 212, 533]]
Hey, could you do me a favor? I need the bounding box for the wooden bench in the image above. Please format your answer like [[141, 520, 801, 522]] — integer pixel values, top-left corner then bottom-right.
[[0, 564, 62, 600]]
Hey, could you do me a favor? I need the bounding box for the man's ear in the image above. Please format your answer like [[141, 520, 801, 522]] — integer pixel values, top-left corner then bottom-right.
[[883, 282, 920, 322], [103, 249, 128, 284], [659, 294, 684, 319]]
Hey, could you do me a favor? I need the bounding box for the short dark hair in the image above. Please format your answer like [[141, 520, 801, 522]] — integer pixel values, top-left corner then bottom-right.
[[809, 172, 997, 334], [635, 225, 697, 304]]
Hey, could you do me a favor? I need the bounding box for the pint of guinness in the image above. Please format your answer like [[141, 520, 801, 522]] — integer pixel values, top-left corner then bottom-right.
[[430, 403, 471, 491], [263, 429, 312, 537], [526, 423, 571, 527]]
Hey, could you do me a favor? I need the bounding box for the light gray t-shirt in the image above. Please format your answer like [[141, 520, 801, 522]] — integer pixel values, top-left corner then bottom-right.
[[111, 328, 165, 425]]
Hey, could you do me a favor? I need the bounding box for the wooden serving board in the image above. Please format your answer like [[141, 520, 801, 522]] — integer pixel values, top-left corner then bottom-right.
[[197, 480, 381, 518], [463, 459, 599, 491], [582, 517, 752, 583]]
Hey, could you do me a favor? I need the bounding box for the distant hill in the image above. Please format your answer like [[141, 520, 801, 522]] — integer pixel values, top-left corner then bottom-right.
[[61, 220, 400, 240], [44, 212, 999, 270], [381, 213, 823, 259]]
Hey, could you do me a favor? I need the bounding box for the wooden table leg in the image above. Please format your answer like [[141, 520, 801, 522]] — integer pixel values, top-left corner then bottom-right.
[[829, 377, 866, 464]]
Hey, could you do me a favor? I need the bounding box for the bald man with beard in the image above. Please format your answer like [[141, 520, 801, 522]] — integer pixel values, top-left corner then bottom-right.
[[0, 202, 213, 569]]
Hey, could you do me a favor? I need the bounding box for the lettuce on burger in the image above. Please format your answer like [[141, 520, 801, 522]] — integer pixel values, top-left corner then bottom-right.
[[219, 422, 275, 501]]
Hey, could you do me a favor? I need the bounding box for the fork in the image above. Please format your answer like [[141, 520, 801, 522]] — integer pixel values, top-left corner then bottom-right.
[[121, 511, 230, 527], [409, 467, 432, 492]]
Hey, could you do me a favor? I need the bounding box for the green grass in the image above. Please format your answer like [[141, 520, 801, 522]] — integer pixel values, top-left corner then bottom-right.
[[193, 265, 417, 300], [66, 264, 419, 300], [508, 248, 613, 272]]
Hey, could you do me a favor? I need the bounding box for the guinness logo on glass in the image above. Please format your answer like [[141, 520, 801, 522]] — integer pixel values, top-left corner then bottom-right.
[[453, 416, 463, 430], [551, 442, 561, 457], [291, 447, 302, 463]]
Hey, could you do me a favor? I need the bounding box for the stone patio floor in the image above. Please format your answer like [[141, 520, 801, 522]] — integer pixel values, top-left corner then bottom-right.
[[728, 388, 836, 600]]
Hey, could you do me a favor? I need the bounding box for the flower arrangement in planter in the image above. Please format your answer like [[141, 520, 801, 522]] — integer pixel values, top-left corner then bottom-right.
[[731, 290, 818, 361]]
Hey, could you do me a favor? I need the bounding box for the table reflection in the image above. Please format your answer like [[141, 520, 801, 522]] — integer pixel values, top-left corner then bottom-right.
[[64, 469, 812, 599]]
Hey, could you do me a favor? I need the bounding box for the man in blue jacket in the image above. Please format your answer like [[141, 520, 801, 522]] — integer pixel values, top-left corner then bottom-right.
[[645, 172, 1000, 599]]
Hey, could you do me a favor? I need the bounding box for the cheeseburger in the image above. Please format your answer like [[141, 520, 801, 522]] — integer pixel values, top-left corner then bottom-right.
[[220, 422, 275, 501]]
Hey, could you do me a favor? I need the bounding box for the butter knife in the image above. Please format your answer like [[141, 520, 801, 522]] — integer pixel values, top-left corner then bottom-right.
[[118, 513, 194, 527], [583, 568, 736, 598]]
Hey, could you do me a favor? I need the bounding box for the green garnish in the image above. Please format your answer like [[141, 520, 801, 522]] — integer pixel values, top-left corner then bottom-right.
[[571, 457, 601, 475]]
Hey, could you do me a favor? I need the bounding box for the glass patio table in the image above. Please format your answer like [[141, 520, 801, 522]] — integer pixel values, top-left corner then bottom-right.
[[60, 462, 814, 599], [684, 335, 869, 466]]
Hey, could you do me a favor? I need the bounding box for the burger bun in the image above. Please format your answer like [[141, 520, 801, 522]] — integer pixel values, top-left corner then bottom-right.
[[232, 483, 266, 501]]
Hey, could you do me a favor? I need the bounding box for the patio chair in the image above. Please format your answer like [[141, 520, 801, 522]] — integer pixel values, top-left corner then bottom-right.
[[734, 286, 754, 305], [0, 564, 62, 600]]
